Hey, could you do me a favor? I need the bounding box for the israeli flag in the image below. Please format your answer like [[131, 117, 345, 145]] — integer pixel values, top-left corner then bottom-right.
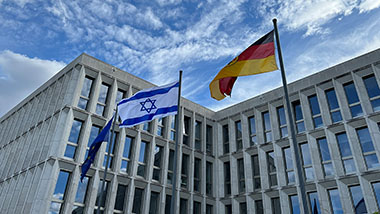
[[117, 81, 179, 128]]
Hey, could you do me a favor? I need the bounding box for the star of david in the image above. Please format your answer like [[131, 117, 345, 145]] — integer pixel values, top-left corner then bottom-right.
[[140, 98, 157, 113]]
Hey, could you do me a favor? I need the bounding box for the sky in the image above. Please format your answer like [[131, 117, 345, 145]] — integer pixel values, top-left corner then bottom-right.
[[1, 0, 380, 117]]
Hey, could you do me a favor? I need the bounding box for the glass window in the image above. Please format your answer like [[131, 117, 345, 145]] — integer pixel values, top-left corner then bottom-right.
[[290, 195, 300, 214], [137, 141, 149, 177], [344, 82, 363, 117], [103, 132, 118, 169], [325, 88, 342, 123], [132, 188, 144, 214], [165, 195, 171, 214], [206, 125, 213, 154], [293, 100, 305, 133], [372, 182, 380, 210], [277, 106, 288, 138], [249, 116, 257, 145], [181, 154, 189, 189], [116, 89, 126, 104], [240, 202, 247, 214], [194, 158, 201, 192], [224, 161, 231, 195], [271, 197, 281, 214], [263, 111, 272, 142], [349, 185, 367, 213], [328, 189, 343, 214], [225, 204, 232, 214], [50, 171, 70, 213], [308, 95, 323, 128], [284, 147, 295, 184], [183, 116, 191, 146], [78, 76, 94, 110], [114, 184, 127, 212], [85, 125, 101, 160], [206, 204, 213, 214], [255, 200, 264, 214], [157, 117, 165, 137], [180, 198, 188, 214], [167, 150, 174, 184], [267, 151, 277, 186], [95, 180, 109, 212], [74, 176, 89, 205], [193, 201, 201, 214], [300, 143, 314, 181], [195, 120, 202, 151], [206, 161, 213, 196], [356, 127, 379, 169], [142, 122, 151, 133], [96, 83, 110, 116], [308, 191, 320, 214], [149, 191, 160, 214], [121, 136, 133, 174], [336, 132, 356, 174], [237, 158, 245, 193], [317, 138, 334, 176], [152, 145, 163, 181], [252, 154, 261, 190], [170, 116, 176, 141], [65, 119, 83, 159], [363, 75, 380, 112], [235, 120, 243, 150], [223, 124, 229, 154]]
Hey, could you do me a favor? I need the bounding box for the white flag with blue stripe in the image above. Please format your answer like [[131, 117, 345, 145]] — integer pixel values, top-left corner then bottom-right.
[[117, 81, 179, 128]]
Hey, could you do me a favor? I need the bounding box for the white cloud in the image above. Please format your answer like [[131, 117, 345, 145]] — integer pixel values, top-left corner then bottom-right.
[[0, 50, 65, 117], [359, 0, 380, 13]]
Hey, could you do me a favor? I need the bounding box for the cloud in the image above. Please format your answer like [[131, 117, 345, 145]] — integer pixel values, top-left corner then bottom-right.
[[0, 50, 65, 117]]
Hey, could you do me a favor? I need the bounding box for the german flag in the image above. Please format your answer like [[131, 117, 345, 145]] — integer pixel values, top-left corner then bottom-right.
[[209, 30, 278, 100]]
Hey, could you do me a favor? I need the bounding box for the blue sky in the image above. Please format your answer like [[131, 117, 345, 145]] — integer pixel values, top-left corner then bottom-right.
[[1, 0, 380, 117]]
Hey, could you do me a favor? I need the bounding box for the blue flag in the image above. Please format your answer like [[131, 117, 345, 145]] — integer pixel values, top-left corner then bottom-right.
[[354, 198, 367, 214], [80, 116, 114, 182]]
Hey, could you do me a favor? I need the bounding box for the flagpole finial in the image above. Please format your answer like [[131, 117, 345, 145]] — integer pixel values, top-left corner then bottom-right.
[[272, 18, 277, 24]]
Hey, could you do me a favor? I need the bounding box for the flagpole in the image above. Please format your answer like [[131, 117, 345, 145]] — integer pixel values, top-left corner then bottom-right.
[[273, 18, 311, 214], [97, 108, 118, 214], [170, 70, 183, 214]]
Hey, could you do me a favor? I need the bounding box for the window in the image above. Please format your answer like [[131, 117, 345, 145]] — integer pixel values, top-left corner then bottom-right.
[[271, 197, 281, 214], [206, 125, 213, 154], [325, 88, 342, 123], [267, 151, 277, 187], [115, 89, 126, 104], [149, 191, 160, 214], [120, 136, 133, 174], [349, 185, 367, 213], [49, 171, 70, 214], [237, 158, 245, 193], [183, 116, 191, 146], [181, 154, 189, 189], [180, 198, 188, 214], [343, 82, 363, 117], [78, 76, 94, 110], [372, 182, 380, 210], [252, 154, 261, 190], [240, 202, 247, 214], [193, 201, 201, 214], [255, 200, 264, 214], [224, 161, 231, 195], [194, 158, 201, 192], [225, 204, 232, 214], [65, 119, 83, 159], [328, 189, 343, 214], [170, 116, 176, 141], [103, 132, 118, 170], [157, 118, 165, 137], [292, 100, 305, 133], [283, 147, 295, 184], [195, 120, 202, 151], [356, 127, 379, 169], [235, 120, 243, 150], [95, 179, 110, 213], [363, 75, 380, 112], [223, 125, 229, 154], [249, 116, 257, 145], [336, 132, 356, 174], [85, 125, 100, 161], [132, 188, 144, 214], [308, 95, 323, 128], [206, 204, 213, 214], [114, 184, 127, 213], [165, 195, 171, 214], [308, 192, 320, 214], [96, 83, 110, 116], [73, 176, 90, 213], [300, 143, 314, 181], [290, 195, 300, 214], [277, 106, 288, 138], [142, 122, 151, 133], [152, 145, 163, 181], [317, 138, 334, 177], [167, 150, 174, 184], [137, 141, 149, 178], [206, 161, 213, 196], [263, 111, 272, 142]]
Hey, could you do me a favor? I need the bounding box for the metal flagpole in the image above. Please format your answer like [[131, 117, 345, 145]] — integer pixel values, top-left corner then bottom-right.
[[273, 18, 311, 214], [170, 70, 183, 214], [97, 107, 118, 214]]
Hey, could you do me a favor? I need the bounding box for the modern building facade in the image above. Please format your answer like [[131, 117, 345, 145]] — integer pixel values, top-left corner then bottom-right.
[[1, 49, 380, 214]]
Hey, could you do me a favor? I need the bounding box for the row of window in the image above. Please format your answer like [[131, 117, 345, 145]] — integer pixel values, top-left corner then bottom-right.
[[50, 170, 214, 214], [224, 126, 379, 194], [222, 74, 380, 154]]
